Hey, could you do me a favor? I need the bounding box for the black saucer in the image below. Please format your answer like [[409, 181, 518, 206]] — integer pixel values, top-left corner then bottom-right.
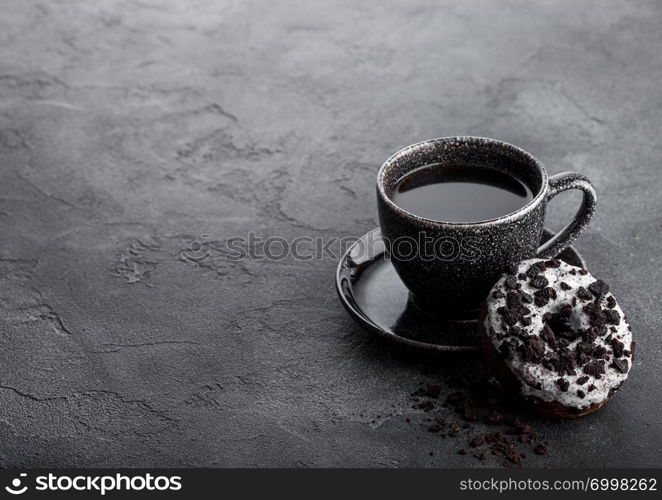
[[336, 228, 587, 352]]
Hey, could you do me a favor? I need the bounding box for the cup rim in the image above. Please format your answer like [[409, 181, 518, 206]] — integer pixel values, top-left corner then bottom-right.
[[377, 136, 549, 228]]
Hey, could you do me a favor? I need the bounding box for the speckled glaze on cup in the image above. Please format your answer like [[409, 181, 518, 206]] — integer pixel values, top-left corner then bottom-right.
[[377, 137, 597, 315]]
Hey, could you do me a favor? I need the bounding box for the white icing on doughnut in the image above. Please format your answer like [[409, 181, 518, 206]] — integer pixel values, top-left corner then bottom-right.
[[484, 258, 633, 410]]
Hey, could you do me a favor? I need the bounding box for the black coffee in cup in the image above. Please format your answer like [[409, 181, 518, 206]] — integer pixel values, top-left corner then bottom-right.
[[390, 164, 533, 223]]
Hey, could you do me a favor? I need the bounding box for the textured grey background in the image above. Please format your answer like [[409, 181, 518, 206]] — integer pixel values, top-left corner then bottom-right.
[[0, 0, 660, 467]]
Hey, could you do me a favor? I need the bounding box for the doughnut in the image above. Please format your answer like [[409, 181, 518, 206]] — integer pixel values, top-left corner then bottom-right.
[[480, 258, 633, 418]]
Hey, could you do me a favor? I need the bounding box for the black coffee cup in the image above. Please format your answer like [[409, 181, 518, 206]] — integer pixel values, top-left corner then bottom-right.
[[376, 137, 597, 315]]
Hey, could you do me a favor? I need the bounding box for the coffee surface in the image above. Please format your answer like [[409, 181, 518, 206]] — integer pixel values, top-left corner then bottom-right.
[[391, 164, 533, 222]]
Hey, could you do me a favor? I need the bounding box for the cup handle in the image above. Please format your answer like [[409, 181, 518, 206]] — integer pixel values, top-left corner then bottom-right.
[[536, 172, 597, 259]]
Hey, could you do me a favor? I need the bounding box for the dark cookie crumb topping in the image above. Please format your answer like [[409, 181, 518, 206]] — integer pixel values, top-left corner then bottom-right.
[[555, 378, 570, 392], [531, 275, 549, 289], [577, 286, 593, 301], [526, 262, 546, 278], [583, 360, 606, 379], [611, 359, 629, 373], [504, 275, 518, 290], [540, 324, 556, 348], [604, 309, 621, 325], [588, 279, 609, 298]]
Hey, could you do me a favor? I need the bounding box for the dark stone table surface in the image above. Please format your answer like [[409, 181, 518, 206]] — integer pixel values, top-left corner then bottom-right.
[[0, 0, 660, 467]]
